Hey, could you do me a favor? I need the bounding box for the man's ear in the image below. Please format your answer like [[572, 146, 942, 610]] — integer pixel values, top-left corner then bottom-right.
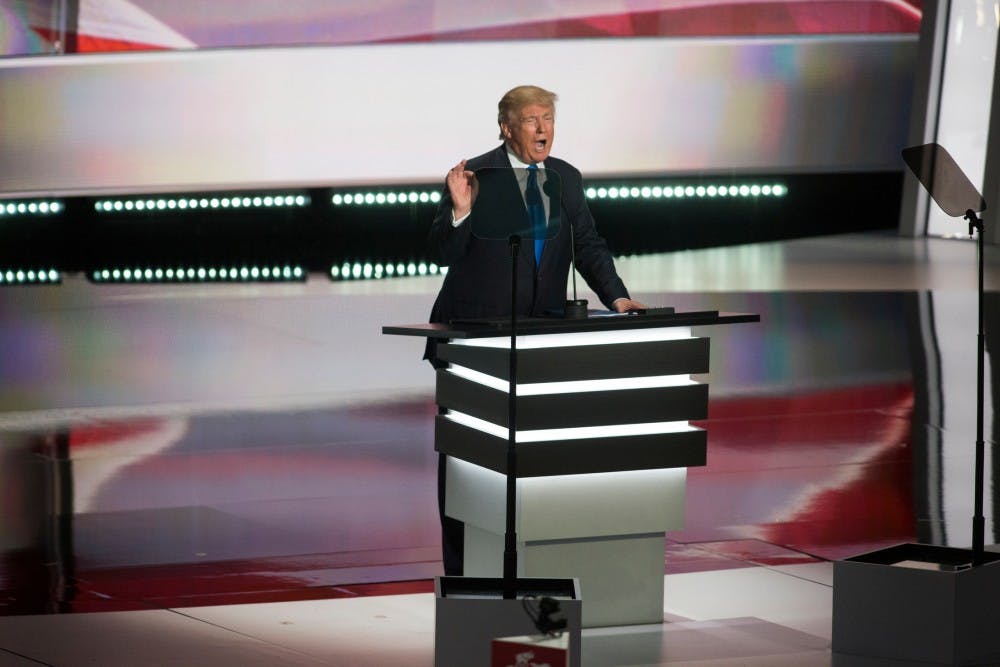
[[499, 123, 511, 139]]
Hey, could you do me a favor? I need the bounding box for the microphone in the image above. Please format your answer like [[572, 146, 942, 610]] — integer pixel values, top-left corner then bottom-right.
[[564, 220, 588, 319]]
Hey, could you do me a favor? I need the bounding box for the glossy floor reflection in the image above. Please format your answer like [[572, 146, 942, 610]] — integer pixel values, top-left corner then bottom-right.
[[0, 231, 998, 665]]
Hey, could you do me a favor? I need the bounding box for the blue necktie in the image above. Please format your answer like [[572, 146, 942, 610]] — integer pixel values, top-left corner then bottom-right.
[[525, 164, 546, 265]]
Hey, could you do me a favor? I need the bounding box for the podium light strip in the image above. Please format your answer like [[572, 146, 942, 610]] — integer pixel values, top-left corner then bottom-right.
[[446, 365, 695, 395], [445, 410, 696, 443], [450, 327, 693, 349]]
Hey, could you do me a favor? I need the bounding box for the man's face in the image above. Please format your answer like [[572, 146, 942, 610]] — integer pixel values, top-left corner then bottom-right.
[[501, 103, 555, 165]]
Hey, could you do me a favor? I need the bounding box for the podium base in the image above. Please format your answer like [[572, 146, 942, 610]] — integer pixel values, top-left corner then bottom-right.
[[434, 576, 582, 667], [832, 543, 1000, 665], [464, 525, 665, 627]]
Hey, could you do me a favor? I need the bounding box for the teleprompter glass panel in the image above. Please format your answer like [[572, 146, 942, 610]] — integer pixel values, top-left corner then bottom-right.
[[470, 167, 562, 242]]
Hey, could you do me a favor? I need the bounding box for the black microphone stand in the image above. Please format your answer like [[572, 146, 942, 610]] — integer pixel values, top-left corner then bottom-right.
[[503, 233, 521, 599]]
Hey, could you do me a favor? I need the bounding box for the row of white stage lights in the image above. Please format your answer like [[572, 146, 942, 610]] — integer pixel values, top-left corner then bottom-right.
[[0, 199, 65, 284], [1, 180, 786, 286]]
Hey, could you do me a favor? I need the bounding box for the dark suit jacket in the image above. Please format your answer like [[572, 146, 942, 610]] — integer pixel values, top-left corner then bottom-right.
[[429, 145, 629, 322], [426, 145, 629, 356]]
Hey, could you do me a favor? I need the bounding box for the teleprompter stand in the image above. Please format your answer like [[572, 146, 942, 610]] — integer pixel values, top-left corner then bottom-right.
[[832, 143, 1000, 666]]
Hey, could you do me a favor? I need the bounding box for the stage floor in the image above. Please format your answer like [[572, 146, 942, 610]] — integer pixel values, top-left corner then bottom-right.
[[1, 230, 997, 665]]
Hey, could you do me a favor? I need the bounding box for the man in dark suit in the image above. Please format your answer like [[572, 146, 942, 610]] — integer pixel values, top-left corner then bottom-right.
[[428, 84, 643, 328], [427, 84, 644, 575]]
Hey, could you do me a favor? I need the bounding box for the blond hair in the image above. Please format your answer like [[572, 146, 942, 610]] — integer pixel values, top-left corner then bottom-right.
[[497, 85, 557, 139]]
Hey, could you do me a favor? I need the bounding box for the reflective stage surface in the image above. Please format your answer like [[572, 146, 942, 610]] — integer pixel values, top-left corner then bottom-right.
[[0, 231, 997, 665]]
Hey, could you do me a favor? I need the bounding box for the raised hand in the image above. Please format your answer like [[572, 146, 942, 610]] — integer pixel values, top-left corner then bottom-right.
[[447, 159, 478, 219]]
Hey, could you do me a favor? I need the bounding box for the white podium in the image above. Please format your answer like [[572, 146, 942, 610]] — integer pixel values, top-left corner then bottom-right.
[[385, 310, 758, 628]]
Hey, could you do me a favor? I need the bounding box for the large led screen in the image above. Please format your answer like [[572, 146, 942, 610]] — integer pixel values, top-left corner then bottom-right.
[[0, 1, 921, 196], [2, 1, 923, 53]]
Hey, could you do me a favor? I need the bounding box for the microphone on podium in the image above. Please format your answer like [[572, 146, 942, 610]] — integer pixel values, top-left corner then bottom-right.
[[564, 220, 588, 319]]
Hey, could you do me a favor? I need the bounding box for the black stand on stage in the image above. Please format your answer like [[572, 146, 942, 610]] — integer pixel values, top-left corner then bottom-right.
[[968, 205, 987, 566], [832, 143, 1000, 665], [426, 167, 583, 666], [502, 232, 520, 599], [466, 166, 565, 600], [904, 142, 989, 566]]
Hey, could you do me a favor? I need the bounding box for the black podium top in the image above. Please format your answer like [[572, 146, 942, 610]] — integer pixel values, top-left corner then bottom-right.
[[383, 309, 759, 340]]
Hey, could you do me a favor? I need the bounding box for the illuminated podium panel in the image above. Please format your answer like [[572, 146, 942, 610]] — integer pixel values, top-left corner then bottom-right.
[[384, 311, 758, 627]]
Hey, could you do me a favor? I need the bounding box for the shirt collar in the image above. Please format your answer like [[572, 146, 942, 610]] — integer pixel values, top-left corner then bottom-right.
[[505, 146, 544, 170]]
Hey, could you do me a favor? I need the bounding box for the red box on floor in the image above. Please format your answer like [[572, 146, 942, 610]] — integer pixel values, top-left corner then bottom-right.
[[491, 634, 568, 666]]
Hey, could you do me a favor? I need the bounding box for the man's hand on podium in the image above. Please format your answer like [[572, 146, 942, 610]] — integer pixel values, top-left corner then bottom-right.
[[613, 297, 647, 313]]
